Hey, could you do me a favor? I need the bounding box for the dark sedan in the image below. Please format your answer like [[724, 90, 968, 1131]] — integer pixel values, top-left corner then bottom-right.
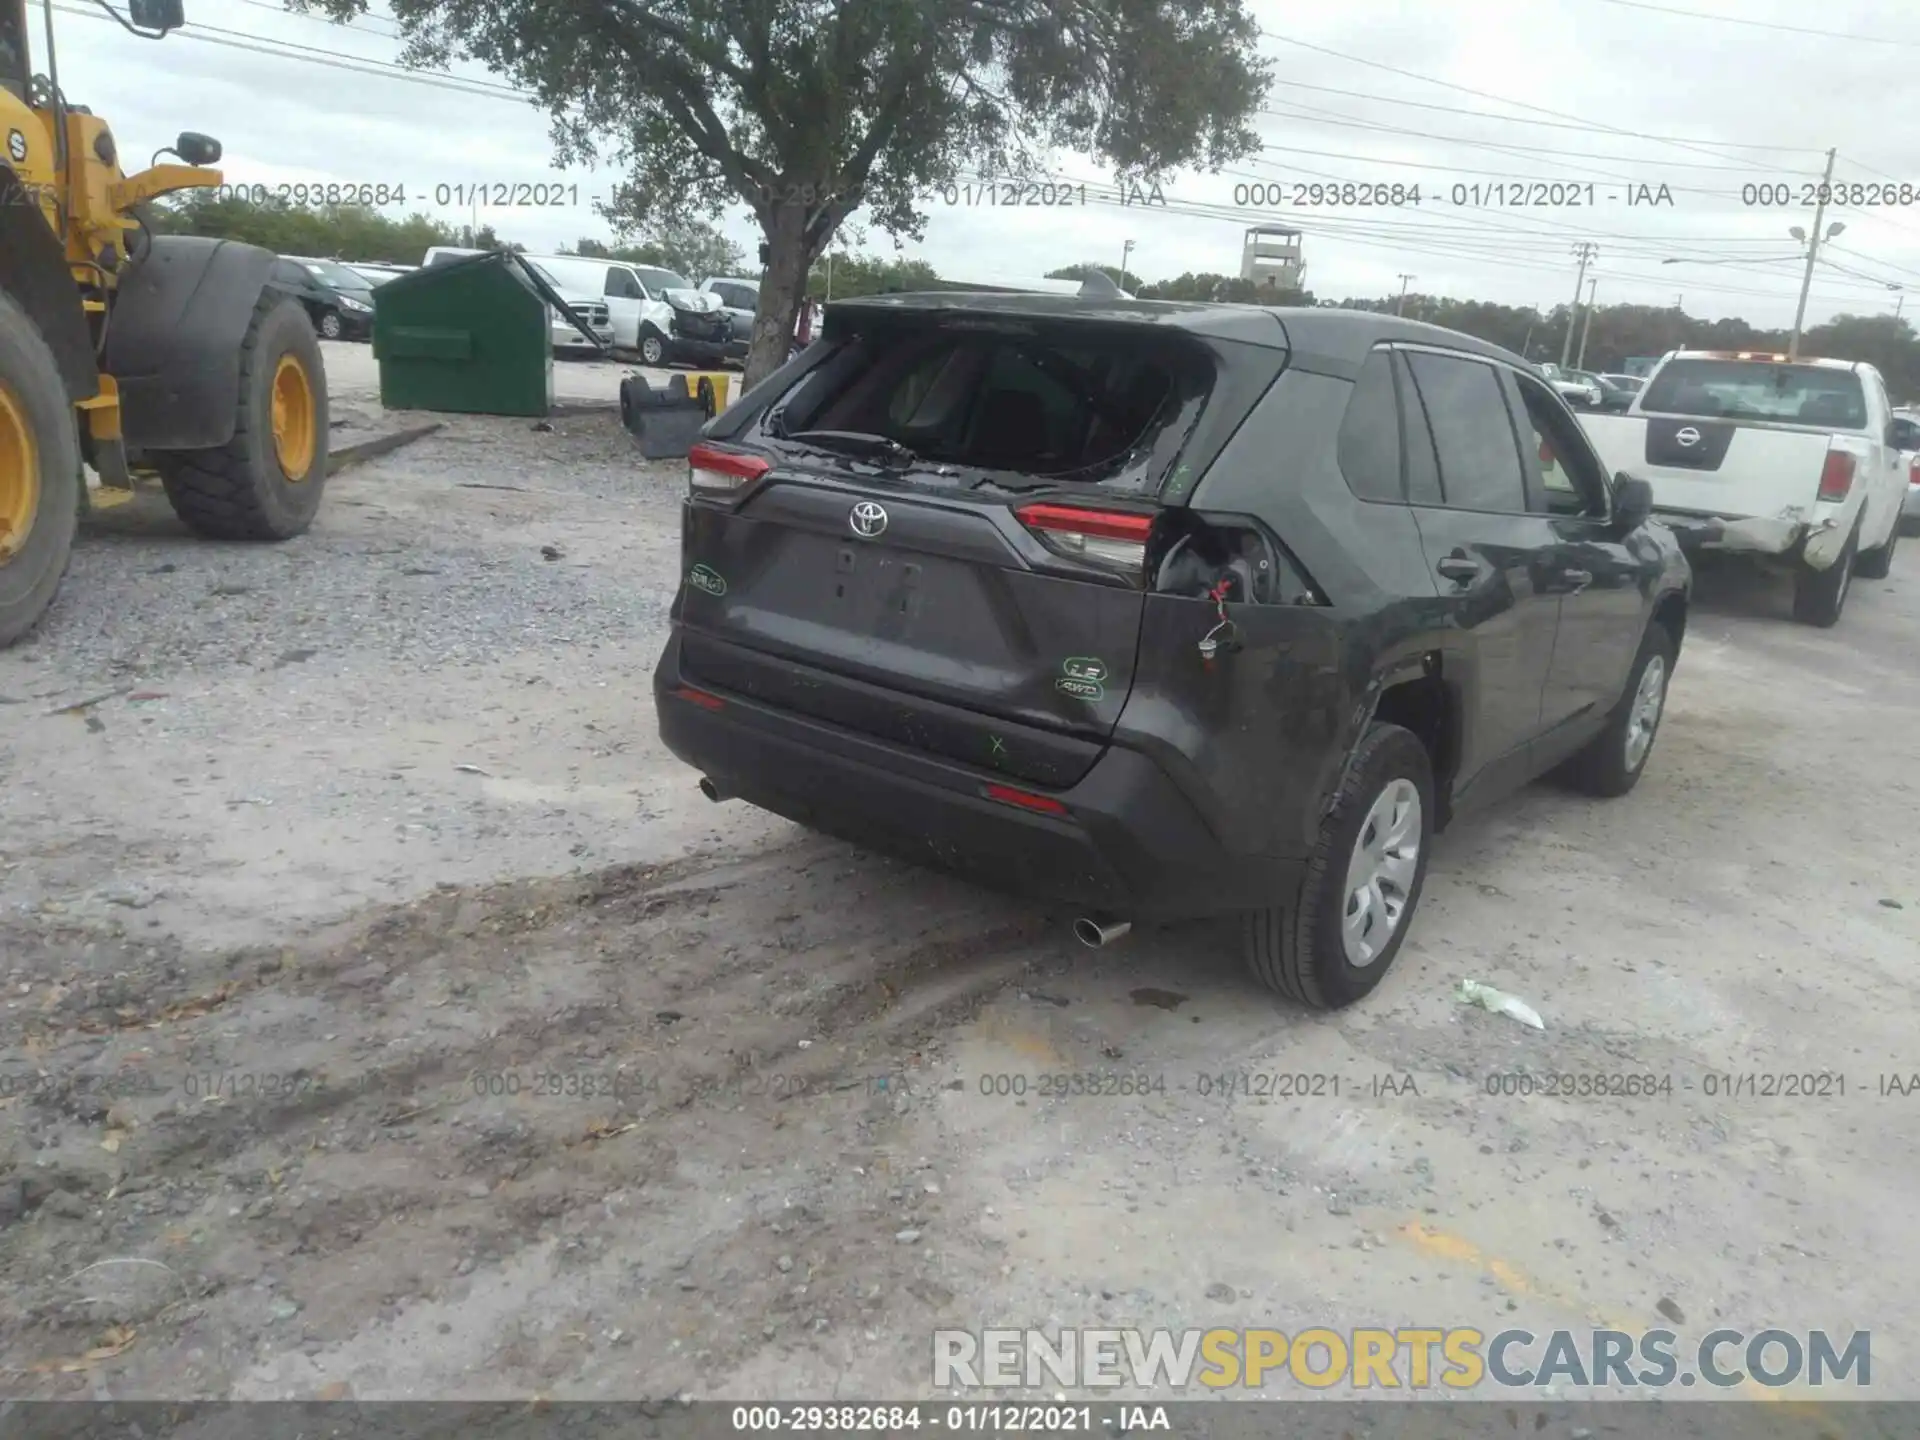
[[276, 256, 378, 341]]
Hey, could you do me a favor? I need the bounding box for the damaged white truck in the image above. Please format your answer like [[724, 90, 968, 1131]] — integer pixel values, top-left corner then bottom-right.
[[1582, 351, 1915, 626]]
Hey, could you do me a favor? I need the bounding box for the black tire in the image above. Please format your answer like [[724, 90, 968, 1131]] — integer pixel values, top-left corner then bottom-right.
[[639, 330, 667, 366], [0, 288, 81, 649], [315, 308, 344, 341], [1791, 523, 1857, 627], [1558, 623, 1675, 798], [1854, 512, 1899, 580], [151, 294, 328, 541], [1243, 722, 1434, 1010]]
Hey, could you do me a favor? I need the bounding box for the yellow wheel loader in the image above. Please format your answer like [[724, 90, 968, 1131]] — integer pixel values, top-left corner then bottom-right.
[[0, 0, 328, 647]]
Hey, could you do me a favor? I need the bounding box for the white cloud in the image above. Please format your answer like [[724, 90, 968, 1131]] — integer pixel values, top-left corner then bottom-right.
[[49, 0, 1920, 325]]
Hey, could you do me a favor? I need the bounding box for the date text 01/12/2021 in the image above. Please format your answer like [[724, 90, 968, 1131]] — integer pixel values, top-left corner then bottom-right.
[[1230, 180, 1675, 208], [207, 182, 589, 209]]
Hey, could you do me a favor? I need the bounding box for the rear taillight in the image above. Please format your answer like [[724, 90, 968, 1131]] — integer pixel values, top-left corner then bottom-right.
[[1817, 450, 1855, 502], [689, 442, 770, 495], [1014, 502, 1153, 571], [669, 685, 726, 711], [983, 783, 1068, 816], [1909, 454, 1920, 485]]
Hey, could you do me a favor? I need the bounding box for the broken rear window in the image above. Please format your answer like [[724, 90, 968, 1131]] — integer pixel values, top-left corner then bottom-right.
[[1641, 360, 1867, 428], [773, 324, 1211, 486]]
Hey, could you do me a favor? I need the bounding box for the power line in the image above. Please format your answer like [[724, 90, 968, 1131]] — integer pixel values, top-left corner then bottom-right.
[[228, 0, 403, 38], [1587, 0, 1920, 47], [1265, 79, 1803, 147], [1012, 169, 1904, 305], [49, 3, 532, 102], [1261, 98, 1807, 182], [1256, 137, 1808, 178], [1260, 33, 1827, 164], [183, 11, 522, 94]]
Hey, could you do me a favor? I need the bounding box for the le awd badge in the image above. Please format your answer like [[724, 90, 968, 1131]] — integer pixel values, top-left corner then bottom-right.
[[1056, 656, 1107, 701], [687, 563, 727, 597]]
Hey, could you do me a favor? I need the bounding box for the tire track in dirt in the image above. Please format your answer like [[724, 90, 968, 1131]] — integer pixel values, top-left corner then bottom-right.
[[1, 832, 1068, 1393]]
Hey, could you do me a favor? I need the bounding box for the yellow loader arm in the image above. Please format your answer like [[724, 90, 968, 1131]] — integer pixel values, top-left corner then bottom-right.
[[108, 163, 222, 214]]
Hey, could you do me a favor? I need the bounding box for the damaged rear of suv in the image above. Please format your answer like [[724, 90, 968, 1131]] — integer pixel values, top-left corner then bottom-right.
[[653, 294, 1688, 1007]]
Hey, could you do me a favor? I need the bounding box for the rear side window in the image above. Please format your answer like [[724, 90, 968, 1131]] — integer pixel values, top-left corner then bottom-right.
[[1403, 352, 1528, 513], [1641, 359, 1867, 427], [789, 327, 1199, 483], [1337, 348, 1402, 502]]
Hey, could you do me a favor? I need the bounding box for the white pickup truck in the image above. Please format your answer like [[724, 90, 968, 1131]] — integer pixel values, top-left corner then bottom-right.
[[1581, 350, 1917, 626]]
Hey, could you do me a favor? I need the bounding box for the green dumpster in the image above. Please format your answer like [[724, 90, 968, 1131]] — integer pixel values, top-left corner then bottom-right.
[[373, 251, 553, 417]]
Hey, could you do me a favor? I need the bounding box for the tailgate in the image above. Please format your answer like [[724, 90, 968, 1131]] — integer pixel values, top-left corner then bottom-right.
[[1584, 412, 1832, 520], [676, 474, 1149, 787]]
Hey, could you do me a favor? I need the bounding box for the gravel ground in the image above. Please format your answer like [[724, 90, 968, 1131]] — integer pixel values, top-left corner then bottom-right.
[[2, 355, 1919, 1408]]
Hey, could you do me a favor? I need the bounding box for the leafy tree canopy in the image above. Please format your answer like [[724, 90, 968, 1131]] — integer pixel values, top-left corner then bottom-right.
[[289, 0, 1274, 382]]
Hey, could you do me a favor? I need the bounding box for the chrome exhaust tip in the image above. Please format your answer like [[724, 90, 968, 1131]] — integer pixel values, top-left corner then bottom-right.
[[698, 776, 731, 803], [1073, 915, 1132, 948]]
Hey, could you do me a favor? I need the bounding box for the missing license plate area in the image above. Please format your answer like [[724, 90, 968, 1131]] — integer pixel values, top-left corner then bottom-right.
[[834, 545, 923, 624]]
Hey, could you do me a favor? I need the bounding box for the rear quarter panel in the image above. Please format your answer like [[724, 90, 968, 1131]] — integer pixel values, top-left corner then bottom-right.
[[1159, 365, 1445, 861]]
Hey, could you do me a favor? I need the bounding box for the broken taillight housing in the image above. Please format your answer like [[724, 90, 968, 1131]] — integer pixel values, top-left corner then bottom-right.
[[1014, 502, 1154, 573], [1817, 450, 1855, 502], [688, 442, 771, 496]]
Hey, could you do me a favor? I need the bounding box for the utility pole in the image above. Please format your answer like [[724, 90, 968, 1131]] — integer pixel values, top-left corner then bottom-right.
[[1561, 243, 1597, 367], [1788, 147, 1838, 361], [1520, 322, 1534, 359], [1119, 238, 1134, 286], [1395, 274, 1414, 315], [1575, 276, 1598, 370]]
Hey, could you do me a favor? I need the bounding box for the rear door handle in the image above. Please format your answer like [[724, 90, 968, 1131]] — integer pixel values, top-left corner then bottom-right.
[[1436, 556, 1479, 583]]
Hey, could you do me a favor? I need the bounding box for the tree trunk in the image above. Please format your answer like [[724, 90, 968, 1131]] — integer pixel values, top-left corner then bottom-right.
[[745, 203, 815, 392]]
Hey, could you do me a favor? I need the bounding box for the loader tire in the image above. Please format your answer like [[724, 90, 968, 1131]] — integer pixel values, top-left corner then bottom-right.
[[0, 288, 81, 649], [152, 294, 328, 541]]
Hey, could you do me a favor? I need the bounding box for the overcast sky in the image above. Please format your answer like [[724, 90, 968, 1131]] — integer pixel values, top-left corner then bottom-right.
[[47, 0, 1920, 327]]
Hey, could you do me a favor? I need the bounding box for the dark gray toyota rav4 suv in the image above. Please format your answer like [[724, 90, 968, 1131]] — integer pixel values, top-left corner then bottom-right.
[[654, 295, 1690, 1008]]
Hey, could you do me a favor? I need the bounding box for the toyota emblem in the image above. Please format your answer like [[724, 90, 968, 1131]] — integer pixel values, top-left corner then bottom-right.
[[849, 500, 888, 538], [1675, 426, 1701, 448]]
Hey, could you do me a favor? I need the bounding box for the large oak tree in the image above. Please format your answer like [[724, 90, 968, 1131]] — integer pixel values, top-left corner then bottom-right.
[[293, 0, 1273, 385]]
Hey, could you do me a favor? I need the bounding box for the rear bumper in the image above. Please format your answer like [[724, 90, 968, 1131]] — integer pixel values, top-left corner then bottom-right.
[[1904, 484, 1920, 520], [1654, 507, 1849, 567], [652, 632, 1303, 921]]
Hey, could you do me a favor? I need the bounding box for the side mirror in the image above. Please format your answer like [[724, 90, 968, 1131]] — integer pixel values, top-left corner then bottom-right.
[[1611, 472, 1654, 531], [173, 131, 221, 166], [1887, 416, 1920, 451], [128, 0, 186, 33]]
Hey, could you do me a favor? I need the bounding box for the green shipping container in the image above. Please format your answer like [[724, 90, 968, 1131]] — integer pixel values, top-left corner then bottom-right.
[[373, 251, 553, 417]]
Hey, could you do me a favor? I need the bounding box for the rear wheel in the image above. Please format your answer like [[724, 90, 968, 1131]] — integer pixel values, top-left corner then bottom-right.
[[0, 289, 81, 648], [1854, 511, 1900, 580], [1243, 723, 1434, 1010], [151, 294, 328, 540], [1791, 523, 1857, 627]]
